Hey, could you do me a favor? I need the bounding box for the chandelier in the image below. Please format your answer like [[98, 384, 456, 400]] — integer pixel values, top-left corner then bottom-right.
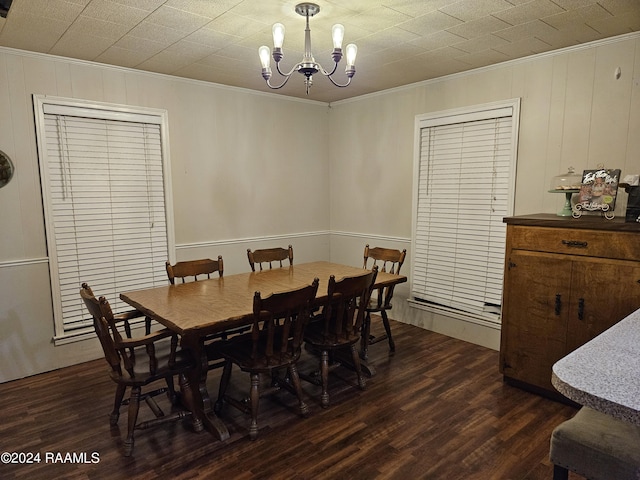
[[258, 2, 357, 94]]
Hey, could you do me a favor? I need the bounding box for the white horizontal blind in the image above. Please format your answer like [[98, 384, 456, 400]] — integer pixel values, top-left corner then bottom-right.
[[40, 108, 169, 333], [413, 107, 516, 323]]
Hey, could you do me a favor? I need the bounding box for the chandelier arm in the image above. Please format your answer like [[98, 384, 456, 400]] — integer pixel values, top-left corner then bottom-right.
[[265, 74, 293, 90], [275, 61, 301, 78], [324, 73, 353, 88], [263, 61, 306, 89], [317, 61, 338, 77]]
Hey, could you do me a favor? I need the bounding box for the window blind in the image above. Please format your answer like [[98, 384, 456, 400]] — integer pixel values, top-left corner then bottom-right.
[[36, 99, 172, 336], [412, 104, 517, 324]]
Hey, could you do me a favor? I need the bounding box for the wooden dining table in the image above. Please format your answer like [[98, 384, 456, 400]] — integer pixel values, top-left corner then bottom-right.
[[120, 261, 407, 441]]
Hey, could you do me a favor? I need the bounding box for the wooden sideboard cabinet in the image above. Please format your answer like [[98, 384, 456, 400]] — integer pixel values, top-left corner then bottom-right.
[[499, 214, 640, 397]]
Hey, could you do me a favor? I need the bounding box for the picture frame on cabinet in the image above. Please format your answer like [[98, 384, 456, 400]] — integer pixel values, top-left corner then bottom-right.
[[576, 168, 621, 214]]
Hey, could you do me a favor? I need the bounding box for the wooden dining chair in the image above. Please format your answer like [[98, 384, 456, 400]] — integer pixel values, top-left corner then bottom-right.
[[152, 258, 223, 337], [360, 245, 406, 359], [301, 267, 378, 408], [247, 245, 293, 271], [165, 256, 223, 283], [165, 256, 236, 377], [213, 278, 319, 440], [80, 283, 196, 457]]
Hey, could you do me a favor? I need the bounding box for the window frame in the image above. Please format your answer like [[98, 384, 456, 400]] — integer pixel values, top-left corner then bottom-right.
[[410, 99, 520, 326], [33, 95, 176, 343]]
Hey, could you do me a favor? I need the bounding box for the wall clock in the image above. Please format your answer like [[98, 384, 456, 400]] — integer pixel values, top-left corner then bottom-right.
[[0, 150, 14, 188]]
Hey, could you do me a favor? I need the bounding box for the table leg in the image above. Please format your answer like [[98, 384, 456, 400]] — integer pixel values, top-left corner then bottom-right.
[[305, 342, 377, 378], [181, 334, 230, 441], [361, 360, 376, 377], [333, 348, 377, 377]]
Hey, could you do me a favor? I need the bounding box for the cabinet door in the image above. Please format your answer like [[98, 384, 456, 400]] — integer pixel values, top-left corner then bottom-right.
[[500, 250, 571, 391], [566, 258, 640, 353]]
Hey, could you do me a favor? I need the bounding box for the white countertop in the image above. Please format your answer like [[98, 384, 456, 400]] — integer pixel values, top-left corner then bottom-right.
[[552, 308, 640, 425]]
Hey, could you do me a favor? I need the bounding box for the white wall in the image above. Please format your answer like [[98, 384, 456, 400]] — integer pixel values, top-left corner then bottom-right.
[[327, 33, 640, 350], [1, 32, 639, 382], [0, 48, 330, 382]]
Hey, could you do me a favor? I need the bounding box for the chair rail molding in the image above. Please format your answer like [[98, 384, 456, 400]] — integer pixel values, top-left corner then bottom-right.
[[0, 257, 49, 268], [330, 231, 411, 244], [176, 230, 331, 251]]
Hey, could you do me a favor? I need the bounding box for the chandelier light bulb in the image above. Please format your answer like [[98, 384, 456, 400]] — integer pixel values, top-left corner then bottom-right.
[[272, 23, 285, 49], [345, 43, 358, 67], [331, 24, 344, 49], [258, 46, 271, 69]]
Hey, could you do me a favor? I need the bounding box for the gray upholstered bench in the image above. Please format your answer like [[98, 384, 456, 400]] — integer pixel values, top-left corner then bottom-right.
[[550, 407, 640, 480]]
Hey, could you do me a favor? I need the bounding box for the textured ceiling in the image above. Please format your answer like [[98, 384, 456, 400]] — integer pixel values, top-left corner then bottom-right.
[[0, 0, 639, 103]]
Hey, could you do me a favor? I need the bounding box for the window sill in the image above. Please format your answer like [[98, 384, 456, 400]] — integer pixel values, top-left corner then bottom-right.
[[52, 318, 147, 346], [408, 299, 502, 331], [52, 326, 96, 346]]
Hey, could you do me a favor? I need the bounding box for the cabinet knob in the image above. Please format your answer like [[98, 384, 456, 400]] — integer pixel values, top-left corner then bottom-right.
[[555, 294, 562, 315], [561, 240, 588, 248], [578, 298, 585, 320]]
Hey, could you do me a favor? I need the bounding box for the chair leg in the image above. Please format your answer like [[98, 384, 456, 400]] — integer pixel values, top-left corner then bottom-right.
[[380, 310, 395, 353], [320, 350, 330, 408], [552, 464, 569, 480], [165, 376, 177, 405], [124, 386, 141, 457], [248, 373, 260, 440], [111, 383, 126, 426], [145, 316, 152, 335], [214, 360, 233, 415], [360, 312, 371, 360], [350, 344, 366, 390], [271, 369, 281, 388], [288, 363, 309, 417]]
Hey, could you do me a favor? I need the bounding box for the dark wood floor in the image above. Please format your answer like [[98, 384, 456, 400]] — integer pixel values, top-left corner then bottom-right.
[[0, 319, 580, 480]]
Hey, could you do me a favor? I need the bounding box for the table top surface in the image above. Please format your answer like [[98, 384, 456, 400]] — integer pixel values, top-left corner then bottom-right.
[[121, 261, 407, 337], [552, 308, 640, 425]]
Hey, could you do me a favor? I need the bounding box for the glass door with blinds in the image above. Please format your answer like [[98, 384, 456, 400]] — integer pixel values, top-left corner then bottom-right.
[[33, 96, 175, 341], [411, 100, 520, 325]]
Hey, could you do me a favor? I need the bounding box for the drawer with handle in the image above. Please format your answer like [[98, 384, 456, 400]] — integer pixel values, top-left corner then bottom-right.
[[508, 225, 640, 261]]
